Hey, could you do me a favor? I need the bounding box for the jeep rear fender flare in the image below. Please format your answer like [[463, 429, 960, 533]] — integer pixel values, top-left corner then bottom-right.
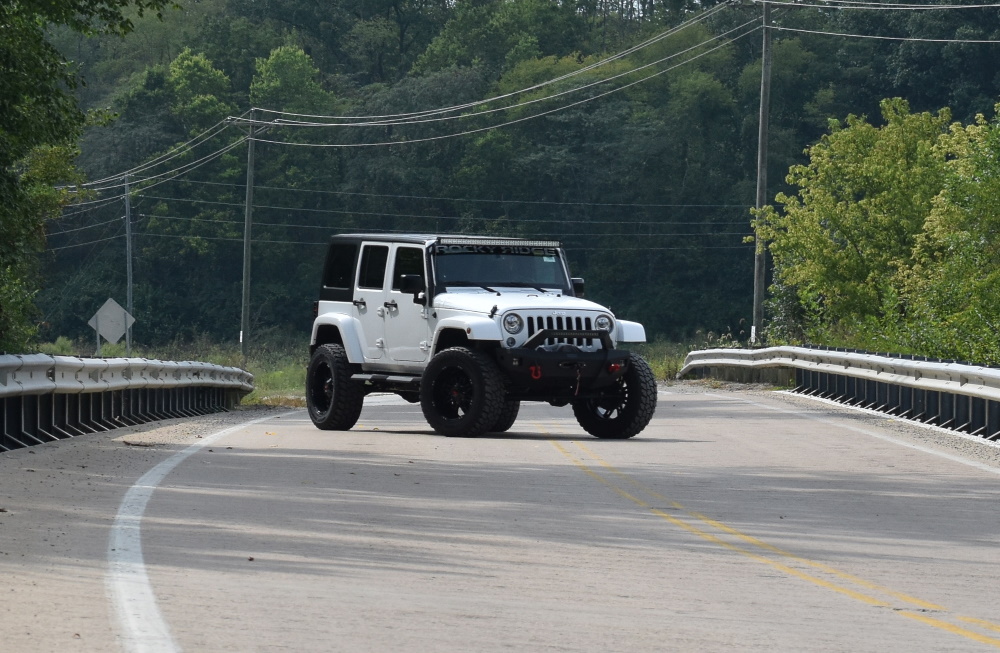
[[311, 313, 366, 363], [434, 316, 502, 346], [615, 319, 646, 344]]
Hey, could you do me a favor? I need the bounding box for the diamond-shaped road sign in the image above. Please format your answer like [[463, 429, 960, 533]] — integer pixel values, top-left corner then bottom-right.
[[88, 298, 135, 344]]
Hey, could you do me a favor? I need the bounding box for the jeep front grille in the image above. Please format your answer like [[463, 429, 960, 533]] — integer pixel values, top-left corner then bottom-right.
[[525, 314, 594, 348]]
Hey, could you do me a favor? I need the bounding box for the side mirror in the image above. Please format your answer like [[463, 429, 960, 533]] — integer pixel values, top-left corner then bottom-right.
[[400, 274, 426, 304], [571, 278, 585, 298]]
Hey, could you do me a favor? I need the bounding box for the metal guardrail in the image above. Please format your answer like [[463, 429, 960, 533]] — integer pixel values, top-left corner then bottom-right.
[[678, 346, 1000, 441], [0, 355, 254, 452]]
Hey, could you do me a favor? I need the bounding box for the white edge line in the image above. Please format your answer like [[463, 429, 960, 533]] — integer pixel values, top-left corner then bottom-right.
[[106, 410, 299, 653], [705, 392, 1000, 477]]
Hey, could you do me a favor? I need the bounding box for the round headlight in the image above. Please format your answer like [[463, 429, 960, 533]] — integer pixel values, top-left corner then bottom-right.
[[595, 315, 613, 331], [503, 313, 524, 334]]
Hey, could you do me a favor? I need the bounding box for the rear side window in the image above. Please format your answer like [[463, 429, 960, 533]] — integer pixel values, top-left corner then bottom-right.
[[323, 243, 357, 289], [358, 245, 389, 289]]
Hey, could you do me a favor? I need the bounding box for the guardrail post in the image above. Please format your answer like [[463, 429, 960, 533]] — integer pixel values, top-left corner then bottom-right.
[[956, 394, 971, 433], [913, 388, 926, 422], [983, 401, 1000, 440], [970, 397, 987, 436], [988, 401, 1000, 441], [938, 392, 955, 429], [924, 391, 940, 426]]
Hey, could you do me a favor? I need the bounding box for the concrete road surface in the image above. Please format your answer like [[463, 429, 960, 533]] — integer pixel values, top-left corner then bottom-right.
[[4, 383, 1000, 652]]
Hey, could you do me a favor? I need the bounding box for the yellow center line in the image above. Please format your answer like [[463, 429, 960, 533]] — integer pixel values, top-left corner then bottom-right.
[[544, 436, 1000, 649], [961, 618, 1000, 635], [901, 612, 1000, 647], [573, 441, 946, 612]]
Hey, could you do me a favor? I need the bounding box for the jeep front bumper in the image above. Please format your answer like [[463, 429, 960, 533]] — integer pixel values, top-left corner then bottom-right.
[[494, 330, 630, 400]]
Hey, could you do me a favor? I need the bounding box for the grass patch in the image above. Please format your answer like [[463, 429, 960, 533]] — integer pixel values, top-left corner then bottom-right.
[[633, 341, 697, 381]]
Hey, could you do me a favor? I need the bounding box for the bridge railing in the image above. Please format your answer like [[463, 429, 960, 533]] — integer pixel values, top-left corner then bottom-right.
[[678, 346, 1000, 441], [0, 354, 254, 451]]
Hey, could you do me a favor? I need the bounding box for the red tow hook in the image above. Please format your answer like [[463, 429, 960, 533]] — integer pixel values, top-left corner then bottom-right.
[[607, 362, 622, 374], [529, 365, 542, 380]]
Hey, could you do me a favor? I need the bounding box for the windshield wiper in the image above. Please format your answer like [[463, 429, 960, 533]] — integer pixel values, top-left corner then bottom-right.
[[444, 281, 500, 294], [491, 282, 560, 293]]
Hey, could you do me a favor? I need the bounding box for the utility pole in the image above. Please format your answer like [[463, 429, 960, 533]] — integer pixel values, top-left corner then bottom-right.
[[240, 109, 256, 368], [124, 174, 134, 356], [752, 0, 772, 345]]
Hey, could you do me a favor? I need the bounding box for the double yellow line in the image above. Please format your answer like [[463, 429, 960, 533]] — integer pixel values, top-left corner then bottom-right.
[[550, 438, 1000, 649]]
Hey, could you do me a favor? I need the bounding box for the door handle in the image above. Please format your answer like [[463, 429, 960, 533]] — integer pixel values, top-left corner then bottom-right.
[[383, 300, 398, 310], [353, 298, 366, 308]]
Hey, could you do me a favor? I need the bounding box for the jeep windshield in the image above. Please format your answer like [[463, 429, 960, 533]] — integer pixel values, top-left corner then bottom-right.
[[431, 242, 571, 293]]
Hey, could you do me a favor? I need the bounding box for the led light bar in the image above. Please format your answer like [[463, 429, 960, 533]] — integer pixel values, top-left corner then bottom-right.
[[437, 237, 562, 248]]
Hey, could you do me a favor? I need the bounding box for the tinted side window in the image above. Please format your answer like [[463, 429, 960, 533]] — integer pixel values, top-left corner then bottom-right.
[[323, 243, 357, 289], [319, 242, 358, 301], [391, 247, 425, 290], [358, 245, 389, 289]]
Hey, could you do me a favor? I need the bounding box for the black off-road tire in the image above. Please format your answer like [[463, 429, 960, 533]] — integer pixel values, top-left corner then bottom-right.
[[420, 347, 505, 437], [306, 344, 365, 430], [571, 353, 657, 439], [490, 400, 520, 433]]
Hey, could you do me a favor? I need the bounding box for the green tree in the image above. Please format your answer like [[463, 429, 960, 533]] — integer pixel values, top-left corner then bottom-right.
[[757, 98, 954, 346], [250, 46, 335, 113], [0, 0, 171, 351], [898, 112, 1000, 363], [412, 0, 586, 77], [168, 48, 235, 134]]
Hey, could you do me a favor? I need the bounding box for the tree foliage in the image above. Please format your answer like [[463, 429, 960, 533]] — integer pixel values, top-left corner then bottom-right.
[[759, 98, 1000, 364], [0, 0, 170, 351], [7, 0, 1000, 362]]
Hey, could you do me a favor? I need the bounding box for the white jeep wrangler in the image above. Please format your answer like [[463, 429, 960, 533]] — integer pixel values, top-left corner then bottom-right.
[[307, 234, 657, 438]]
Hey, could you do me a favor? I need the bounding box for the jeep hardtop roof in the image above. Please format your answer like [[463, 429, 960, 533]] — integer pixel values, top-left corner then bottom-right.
[[328, 233, 563, 248]]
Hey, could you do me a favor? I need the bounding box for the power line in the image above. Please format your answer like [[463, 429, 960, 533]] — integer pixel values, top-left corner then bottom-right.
[[250, 24, 762, 149], [55, 195, 126, 219], [66, 6, 739, 198], [76, 117, 245, 189], [773, 24, 1000, 42], [243, 1, 739, 126], [137, 178, 753, 209], [48, 231, 125, 251], [137, 192, 749, 213], [137, 211, 752, 229], [766, 0, 1000, 9], [242, 18, 759, 132], [86, 136, 249, 194], [58, 194, 125, 211], [48, 216, 123, 236]]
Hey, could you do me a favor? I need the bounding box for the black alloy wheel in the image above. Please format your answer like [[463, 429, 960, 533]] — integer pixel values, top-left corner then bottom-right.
[[571, 353, 657, 439], [420, 347, 505, 437], [306, 343, 365, 430]]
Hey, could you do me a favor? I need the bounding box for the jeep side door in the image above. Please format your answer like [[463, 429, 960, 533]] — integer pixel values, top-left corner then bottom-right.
[[384, 245, 431, 364], [354, 243, 388, 361]]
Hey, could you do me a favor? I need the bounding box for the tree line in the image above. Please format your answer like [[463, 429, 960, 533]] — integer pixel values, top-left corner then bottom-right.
[[4, 0, 1000, 362]]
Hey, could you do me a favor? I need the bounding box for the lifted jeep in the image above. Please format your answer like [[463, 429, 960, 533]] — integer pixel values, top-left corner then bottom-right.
[[307, 234, 657, 438]]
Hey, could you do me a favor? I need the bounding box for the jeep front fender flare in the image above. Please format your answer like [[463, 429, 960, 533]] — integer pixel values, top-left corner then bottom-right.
[[434, 316, 503, 346], [615, 319, 646, 343], [311, 313, 366, 363]]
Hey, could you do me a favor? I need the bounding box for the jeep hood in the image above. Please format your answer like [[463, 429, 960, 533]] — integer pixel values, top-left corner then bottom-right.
[[432, 288, 612, 315]]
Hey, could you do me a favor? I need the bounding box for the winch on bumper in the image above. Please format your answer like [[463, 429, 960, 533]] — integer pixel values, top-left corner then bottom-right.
[[493, 329, 631, 399]]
